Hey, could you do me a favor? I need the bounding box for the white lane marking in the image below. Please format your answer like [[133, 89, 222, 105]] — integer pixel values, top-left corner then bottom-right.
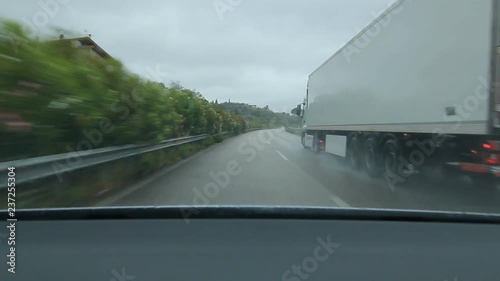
[[276, 150, 288, 161], [329, 195, 351, 208], [96, 188, 109, 196]]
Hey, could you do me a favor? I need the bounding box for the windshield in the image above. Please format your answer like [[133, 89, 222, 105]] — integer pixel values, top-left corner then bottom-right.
[[1, 0, 500, 216]]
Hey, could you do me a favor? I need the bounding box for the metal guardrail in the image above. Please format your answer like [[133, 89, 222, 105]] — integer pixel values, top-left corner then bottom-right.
[[0, 132, 236, 188]]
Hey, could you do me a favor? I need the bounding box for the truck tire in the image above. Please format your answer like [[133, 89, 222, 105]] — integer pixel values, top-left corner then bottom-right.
[[363, 137, 383, 177], [383, 139, 401, 179], [347, 136, 362, 170]]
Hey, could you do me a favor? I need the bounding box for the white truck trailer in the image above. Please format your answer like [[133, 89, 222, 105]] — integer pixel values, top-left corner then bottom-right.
[[296, 0, 500, 185]]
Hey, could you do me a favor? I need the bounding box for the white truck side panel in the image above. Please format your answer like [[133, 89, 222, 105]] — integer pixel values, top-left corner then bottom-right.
[[307, 0, 494, 134], [304, 135, 314, 148], [325, 135, 347, 157]]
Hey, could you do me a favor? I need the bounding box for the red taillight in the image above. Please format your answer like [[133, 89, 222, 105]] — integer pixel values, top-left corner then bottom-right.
[[487, 154, 499, 165], [460, 163, 490, 173], [483, 143, 492, 149], [320, 140, 324, 143]]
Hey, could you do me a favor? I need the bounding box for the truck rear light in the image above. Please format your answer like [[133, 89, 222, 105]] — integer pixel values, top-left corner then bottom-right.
[[484, 141, 500, 150], [487, 154, 499, 165], [459, 163, 490, 173]]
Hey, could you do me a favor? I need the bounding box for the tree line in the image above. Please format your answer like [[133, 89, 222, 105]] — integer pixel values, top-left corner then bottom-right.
[[0, 20, 296, 162]]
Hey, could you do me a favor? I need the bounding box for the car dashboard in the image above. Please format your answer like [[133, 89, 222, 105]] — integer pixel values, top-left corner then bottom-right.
[[0, 206, 499, 281]]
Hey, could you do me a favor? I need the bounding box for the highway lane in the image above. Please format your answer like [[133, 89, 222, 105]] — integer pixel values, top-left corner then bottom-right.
[[100, 128, 341, 207], [98, 129, 500, 214], [273, 130, 500, 213]]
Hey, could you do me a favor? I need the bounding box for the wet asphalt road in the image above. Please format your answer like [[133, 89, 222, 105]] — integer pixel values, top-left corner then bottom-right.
[[97, 128, 500, 214]]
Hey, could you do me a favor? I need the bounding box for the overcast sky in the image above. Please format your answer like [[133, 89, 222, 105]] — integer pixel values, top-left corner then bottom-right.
[[1, 0, 395, 112]]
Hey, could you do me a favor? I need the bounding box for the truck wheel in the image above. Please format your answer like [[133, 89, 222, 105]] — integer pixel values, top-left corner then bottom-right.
[[347, 136, 362, 170], [363, 137, 383, 177], [383, 140, 403, 183]]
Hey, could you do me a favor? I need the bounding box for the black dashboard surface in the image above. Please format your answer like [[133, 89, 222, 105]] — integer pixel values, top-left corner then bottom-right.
[[1, 207, 499, 281]]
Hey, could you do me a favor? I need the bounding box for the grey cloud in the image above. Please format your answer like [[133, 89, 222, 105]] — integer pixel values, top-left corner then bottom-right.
[[1, 0, 394, 110]]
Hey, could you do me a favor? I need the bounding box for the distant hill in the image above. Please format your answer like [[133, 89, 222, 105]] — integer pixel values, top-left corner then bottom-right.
[[219, 102, 300, 129]]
